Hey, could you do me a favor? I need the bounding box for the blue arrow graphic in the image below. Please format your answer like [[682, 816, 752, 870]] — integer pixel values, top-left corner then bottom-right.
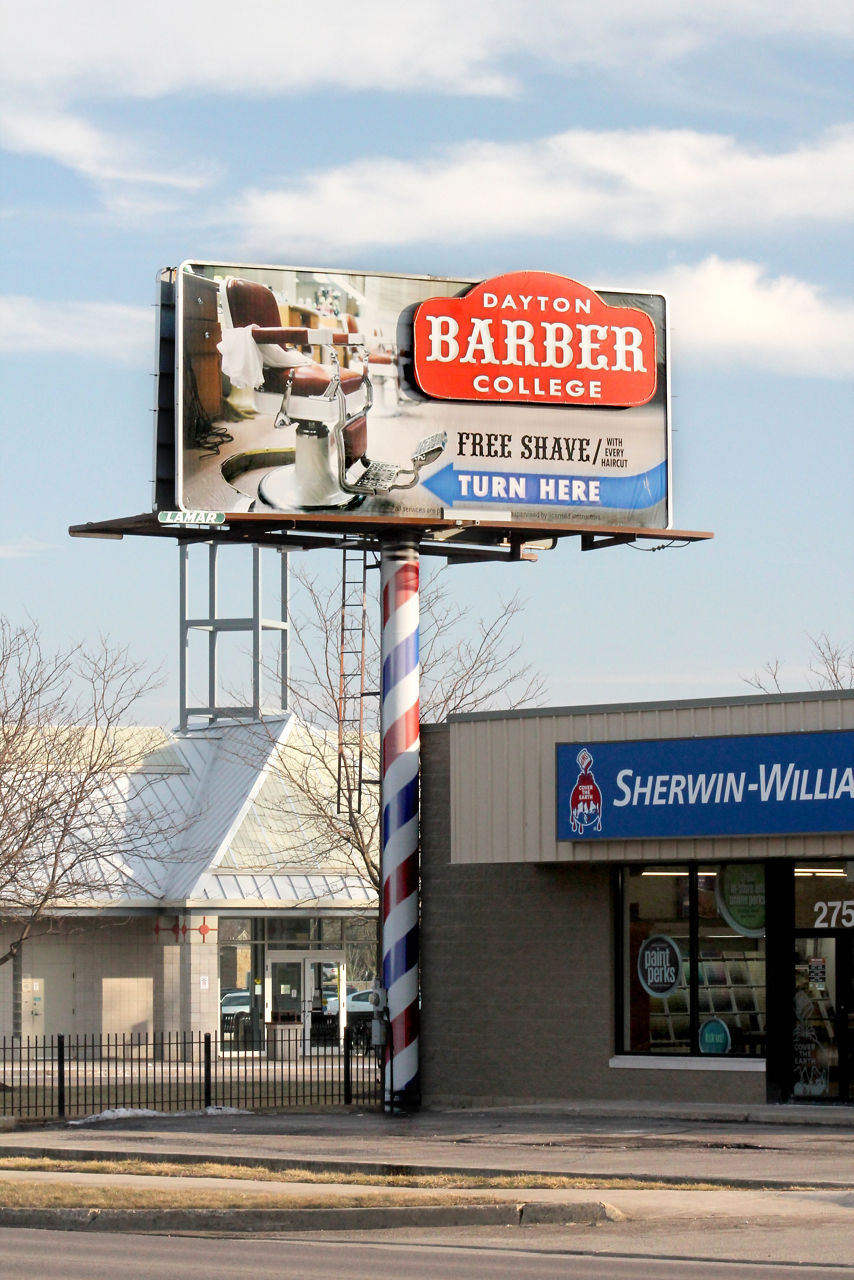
[[422, 461, 665, 510]]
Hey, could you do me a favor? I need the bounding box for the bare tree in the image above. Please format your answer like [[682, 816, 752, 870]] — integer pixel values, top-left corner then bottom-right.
[[253, 560, 546, 894], [0, 617, 169, 968], [744, 632, 854, 694], [807, 632, 854, 691], [418, 568, 547, 722]]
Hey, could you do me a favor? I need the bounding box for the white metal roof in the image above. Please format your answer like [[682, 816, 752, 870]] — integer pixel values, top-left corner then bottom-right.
[[46, 715, 378, 913]]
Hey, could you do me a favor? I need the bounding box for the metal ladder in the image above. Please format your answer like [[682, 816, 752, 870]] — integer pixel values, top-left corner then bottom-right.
[[336, 549, 375, 813]]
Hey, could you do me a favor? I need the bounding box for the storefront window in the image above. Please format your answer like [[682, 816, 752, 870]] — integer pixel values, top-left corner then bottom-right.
[[262, 915, 378, 987], [343, 916, 379, 986], [267, 918, 311, 945], [795, 863, 854, 929], [697, 866, 766, 1057], [624, 867, 691, 1053], [621, 863, 766, 1057], [218, 917, 252, 992], [320, 919, 343, 945], [219, 918, 251, 944]]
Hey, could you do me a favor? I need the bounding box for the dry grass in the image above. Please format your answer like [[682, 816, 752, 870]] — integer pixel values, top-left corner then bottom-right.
[[0, 1181, 491, 1211], [0, 1157, 742, 1203]]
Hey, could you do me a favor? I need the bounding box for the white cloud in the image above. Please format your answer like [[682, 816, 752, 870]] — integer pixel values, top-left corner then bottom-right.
[[228, 124, 854, 254], [654, 257, 854, 379], [0, 1, 850, 104], [0, 106, 211, 193], [2, 4, 848, 212], [0, 297, 152, 366]]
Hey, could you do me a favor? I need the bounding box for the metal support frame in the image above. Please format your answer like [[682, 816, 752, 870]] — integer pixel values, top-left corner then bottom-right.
[[178, 542, 289, 730]]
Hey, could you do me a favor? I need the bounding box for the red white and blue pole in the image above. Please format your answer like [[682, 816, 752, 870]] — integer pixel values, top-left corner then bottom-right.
[[379, 536, 420, 1106]]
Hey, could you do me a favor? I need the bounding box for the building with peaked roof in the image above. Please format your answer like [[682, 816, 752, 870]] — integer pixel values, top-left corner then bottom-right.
[[1, 715, 378, 1042]]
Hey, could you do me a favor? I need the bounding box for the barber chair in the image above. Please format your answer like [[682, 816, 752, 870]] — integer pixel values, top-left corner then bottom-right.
[[219, 277, 446, 510]]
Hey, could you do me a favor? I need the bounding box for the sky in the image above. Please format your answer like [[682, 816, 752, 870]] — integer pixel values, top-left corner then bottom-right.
[[0, 0, 852, 725]]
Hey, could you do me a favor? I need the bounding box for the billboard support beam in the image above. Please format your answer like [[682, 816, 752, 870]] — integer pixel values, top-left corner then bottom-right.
[[178, 542, 289, 731], [379, 535, 421, 1109], [581, 532, 638, 552]]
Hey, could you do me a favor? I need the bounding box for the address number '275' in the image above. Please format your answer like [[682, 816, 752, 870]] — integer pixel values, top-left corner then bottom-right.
[[814, 901, 854, 928]]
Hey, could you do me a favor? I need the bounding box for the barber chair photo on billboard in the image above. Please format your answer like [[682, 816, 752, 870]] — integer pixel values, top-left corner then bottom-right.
[[207, 275, 448, 509], [176, 265, 671, 527]]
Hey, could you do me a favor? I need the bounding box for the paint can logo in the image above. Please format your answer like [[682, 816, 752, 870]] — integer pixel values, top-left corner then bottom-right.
[[570, 747, 603, 834]]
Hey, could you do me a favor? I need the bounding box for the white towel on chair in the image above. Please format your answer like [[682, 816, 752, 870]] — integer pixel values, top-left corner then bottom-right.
[[218, 326, 310, 389]]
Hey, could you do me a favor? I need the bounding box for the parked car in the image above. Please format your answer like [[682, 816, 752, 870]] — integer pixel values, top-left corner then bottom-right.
[[323, 988, 373, 1018], [220, 989, 251, 1036], [322, 988, 374, 1050], [321, 982, 357, 1011]]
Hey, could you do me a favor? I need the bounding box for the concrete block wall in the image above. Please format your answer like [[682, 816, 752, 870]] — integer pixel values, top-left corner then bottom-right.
[[420, 725, 765, 1107], [0, 913, 221, 1041], [154, 932, 181, 1036], [84, 919, 154, 1037], [0, 925, 17, 1035], [181, 916, 220, 1034], [0, 917, 156, 1038], [153, 914, 219, 1035]]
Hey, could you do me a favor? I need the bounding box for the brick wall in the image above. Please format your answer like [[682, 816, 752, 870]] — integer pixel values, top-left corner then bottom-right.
[[420, 725, 765, 1106]]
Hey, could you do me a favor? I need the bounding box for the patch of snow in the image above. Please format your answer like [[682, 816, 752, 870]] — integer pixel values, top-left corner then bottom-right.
[[68, 1105, 250, 1126]]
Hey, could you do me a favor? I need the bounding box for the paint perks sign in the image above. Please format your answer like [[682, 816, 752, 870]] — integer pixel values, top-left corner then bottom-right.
[[412, 272, 657, 408], [637, 935, 682, 998]]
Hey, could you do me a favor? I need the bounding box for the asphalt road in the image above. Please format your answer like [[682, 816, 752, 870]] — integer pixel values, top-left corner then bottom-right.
[[0, 1228, 851, 1280]]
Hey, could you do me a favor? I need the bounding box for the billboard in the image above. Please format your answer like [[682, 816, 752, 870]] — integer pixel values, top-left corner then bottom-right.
[[174, 262, 671, 530], [556, 732, 854, 841]]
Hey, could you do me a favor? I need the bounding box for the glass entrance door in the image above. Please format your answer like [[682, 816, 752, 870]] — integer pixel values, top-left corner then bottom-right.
[[792, 933, 853, 1101], [265, 951, 346, 1055], [269, 960, 302, 1023]]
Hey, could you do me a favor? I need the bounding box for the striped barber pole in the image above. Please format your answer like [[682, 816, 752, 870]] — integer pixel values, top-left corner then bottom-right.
[[380, 539, 420, 1104]]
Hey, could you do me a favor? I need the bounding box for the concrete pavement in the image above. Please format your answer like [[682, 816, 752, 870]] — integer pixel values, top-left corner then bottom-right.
[[0, 1102, 851, 1236]]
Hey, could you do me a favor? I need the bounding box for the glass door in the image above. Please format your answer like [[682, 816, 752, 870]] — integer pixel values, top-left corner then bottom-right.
[[269, 959, 302, 1023], [306, 958, 347, 1052], [792, 933, 852, 1101], [265, 950, 346, 1056]]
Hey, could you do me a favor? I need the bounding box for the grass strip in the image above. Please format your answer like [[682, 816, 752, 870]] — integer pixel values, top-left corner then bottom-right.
[[0, 1157, 767, 1193], [0, 1181, 503, 1212]]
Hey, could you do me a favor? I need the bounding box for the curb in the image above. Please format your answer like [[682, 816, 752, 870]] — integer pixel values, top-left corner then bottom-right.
[[0, 1200, 623, 1234], [425, 1103, 854, 1129]]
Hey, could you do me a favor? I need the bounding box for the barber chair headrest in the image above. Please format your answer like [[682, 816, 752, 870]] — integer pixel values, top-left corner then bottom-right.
[[224, 278, 281, 330]]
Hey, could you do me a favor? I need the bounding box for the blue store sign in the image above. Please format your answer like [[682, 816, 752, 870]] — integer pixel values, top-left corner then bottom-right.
[[556, 731, 854, 841]]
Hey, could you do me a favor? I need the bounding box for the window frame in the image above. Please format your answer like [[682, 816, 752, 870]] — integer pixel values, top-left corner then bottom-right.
[[617, 862, 766, 1060]]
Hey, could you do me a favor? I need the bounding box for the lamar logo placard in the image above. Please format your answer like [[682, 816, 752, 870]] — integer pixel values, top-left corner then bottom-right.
[[413, 271, 657, 408]]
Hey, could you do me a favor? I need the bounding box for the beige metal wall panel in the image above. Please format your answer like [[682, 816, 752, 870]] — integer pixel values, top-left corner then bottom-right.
[[449, 692, 854, 866]]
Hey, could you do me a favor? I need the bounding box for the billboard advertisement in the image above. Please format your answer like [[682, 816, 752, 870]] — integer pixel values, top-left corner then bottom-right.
[[175, 261, 671, 530], [556, 732, 854, 841]]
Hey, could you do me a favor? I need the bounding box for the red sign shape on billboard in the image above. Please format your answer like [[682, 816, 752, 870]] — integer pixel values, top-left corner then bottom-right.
[[412, 271, 657, 408]]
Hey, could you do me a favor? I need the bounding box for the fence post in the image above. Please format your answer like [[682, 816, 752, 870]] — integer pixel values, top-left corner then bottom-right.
[[57, 1034, 66, 1119], [343, 1022, 352, 1105], [203, 1033, 212, 1110]]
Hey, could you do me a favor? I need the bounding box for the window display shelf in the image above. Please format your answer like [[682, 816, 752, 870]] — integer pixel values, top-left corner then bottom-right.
[[649, 951, 766, 1054]]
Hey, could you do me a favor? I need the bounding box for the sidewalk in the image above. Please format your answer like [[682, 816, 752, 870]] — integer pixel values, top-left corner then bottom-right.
[[0, 1102, 851, 1235]]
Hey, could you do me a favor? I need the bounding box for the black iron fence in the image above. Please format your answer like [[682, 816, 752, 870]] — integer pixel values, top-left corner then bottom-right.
[[0, 1026, 382, 1120]]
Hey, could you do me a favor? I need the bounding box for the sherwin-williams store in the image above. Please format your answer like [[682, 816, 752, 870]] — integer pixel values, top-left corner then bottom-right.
[[419, 690, 854, 1108]]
